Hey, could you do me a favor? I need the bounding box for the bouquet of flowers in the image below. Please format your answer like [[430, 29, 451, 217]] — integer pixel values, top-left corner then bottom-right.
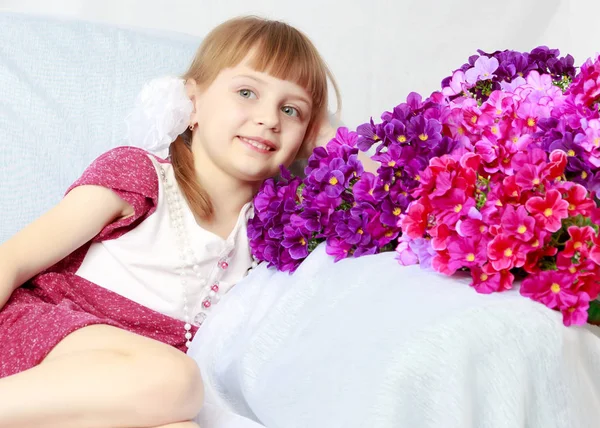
[[247, 46, 600, 326]]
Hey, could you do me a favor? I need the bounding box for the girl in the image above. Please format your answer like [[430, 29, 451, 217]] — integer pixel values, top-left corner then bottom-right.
[[0, 16, 339, 428]]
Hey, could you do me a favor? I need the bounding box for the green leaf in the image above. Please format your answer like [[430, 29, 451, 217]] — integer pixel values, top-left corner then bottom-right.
[[588, 299, 600, 326]]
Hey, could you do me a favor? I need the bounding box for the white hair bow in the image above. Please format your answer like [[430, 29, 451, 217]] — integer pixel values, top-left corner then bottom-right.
[[125, 76, 194, 158]]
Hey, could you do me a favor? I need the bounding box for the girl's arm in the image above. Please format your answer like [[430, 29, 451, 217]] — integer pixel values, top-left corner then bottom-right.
[[0, 185, 132, 308]]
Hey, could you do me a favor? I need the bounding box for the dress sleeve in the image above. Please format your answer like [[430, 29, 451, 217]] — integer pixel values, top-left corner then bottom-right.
[[65, 146, 162, 241]]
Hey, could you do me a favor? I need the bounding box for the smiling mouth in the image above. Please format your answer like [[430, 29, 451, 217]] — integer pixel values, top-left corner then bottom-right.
[[238, 136, 276, 152]]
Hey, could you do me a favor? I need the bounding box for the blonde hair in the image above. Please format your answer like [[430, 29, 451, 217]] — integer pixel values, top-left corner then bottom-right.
[[170, 16, 340, 220]]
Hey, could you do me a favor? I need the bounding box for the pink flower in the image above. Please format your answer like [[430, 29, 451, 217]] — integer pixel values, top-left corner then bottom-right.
[[442, 70, 467, 97], [560, 182, 596, 217], [401, 201, 429, 239], [470, 265, 514, 294], [465, 56, 499, 85], [501, 175, 522, 203], [396, 239, 419, 266], [500, 76, 526, 92], [447, 235, 488, 273], [582, 118, 600, 152], [433, 189, 476, 226], [522, 241, 556, 274], [574, 270, 600, 300], [544, 149, 568, 180], [516, 99, 549, 130], [521, 71, 557, 104], [456, 208, 487, 237], [520, 270, 578, 309], [482, 90, 516, 119], [525, 189, 569, 232], [561, 226, 596, 259], [591, 233, 600, 266], [561, 292, 590, 327], [461, 100, 494, 132], [592, 207, 600, 226], [429, 223, 451, 251], [567, 54, 600, 107], [515, 163, 545, 191], [487, 234, 526, 271], [396, 236, 436, 268], [431, 250, 453, 276], [501, 205, 536, 242]]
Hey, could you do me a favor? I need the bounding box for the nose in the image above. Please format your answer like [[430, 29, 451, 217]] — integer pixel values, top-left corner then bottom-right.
[[254, 103, 280, 131]]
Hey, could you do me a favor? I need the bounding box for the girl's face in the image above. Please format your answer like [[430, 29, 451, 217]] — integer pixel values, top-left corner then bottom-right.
[[187, 55, 312, 184]]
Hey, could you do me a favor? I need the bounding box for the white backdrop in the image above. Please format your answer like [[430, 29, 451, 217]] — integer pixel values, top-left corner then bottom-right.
[[2, 0, 599, 129]]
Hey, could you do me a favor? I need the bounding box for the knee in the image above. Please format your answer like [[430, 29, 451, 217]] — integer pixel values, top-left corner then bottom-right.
[[133, 350, 204, 422]]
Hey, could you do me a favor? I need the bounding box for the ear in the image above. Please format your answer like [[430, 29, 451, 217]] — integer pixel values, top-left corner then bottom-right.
[[185, 78, 201, 125]]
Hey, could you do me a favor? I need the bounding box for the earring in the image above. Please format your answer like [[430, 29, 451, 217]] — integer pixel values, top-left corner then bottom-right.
[[189, 123, 195, 131]]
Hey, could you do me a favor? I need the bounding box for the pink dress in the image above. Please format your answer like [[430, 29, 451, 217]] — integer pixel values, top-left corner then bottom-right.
[[0, 147, 196, 378]]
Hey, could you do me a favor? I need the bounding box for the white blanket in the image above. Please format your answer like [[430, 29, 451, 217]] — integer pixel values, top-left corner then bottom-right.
[[189, 245, 600, 428]]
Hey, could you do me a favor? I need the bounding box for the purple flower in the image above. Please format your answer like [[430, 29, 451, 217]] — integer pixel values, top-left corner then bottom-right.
[[406, 116, 442, 148], [384, 119, 408, 146], [587, 172, 600, 194], [353, 243, 378, 257], [353, 172, 381, 204], [548, 132, 588, 174], [345, 154, 364, 182], [282, 225, 310, 260], [431, 135, 462, 158], [372, 143, 403, 182], [290, 209, 321, 233], [305, 146, 329, 176], [380, 198, 404, 227], [357, 118, 383, 151], [328, 126, 358, 150], [366, 213, 400, 247], [314, 158, 348, 197], [335, 210, 372, 247]]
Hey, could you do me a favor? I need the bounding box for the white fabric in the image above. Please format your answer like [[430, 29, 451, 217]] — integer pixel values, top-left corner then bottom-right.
[[189, 244, 600, 428], [76, 157, 253, 322]]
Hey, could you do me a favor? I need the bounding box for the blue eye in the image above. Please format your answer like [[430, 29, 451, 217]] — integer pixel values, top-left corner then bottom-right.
[[282, 106, 299, 117], [239, 89, 256, 99]]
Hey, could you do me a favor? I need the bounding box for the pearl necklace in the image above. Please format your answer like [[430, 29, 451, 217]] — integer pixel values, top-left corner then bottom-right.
[[159, 165, 231, 348]]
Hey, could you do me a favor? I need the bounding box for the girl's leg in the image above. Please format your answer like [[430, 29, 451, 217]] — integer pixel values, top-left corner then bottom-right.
[[0, 325, 204, 428], [150, 423, 200, 428]]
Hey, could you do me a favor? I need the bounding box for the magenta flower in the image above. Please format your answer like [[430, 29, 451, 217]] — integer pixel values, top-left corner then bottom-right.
[[433, 189, 476, 226], [470, 266, 513, 294], [514, 163, 546, 191], [520, 270, 578, 309], [561, 293, 590, 327], [325, 236, 353, 262], [487, 234, 525, 271], [566, 54, 600, 107], [446, 236, 488, 274], [525, 189, 569, 232], [500, 205, 536, 242]]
